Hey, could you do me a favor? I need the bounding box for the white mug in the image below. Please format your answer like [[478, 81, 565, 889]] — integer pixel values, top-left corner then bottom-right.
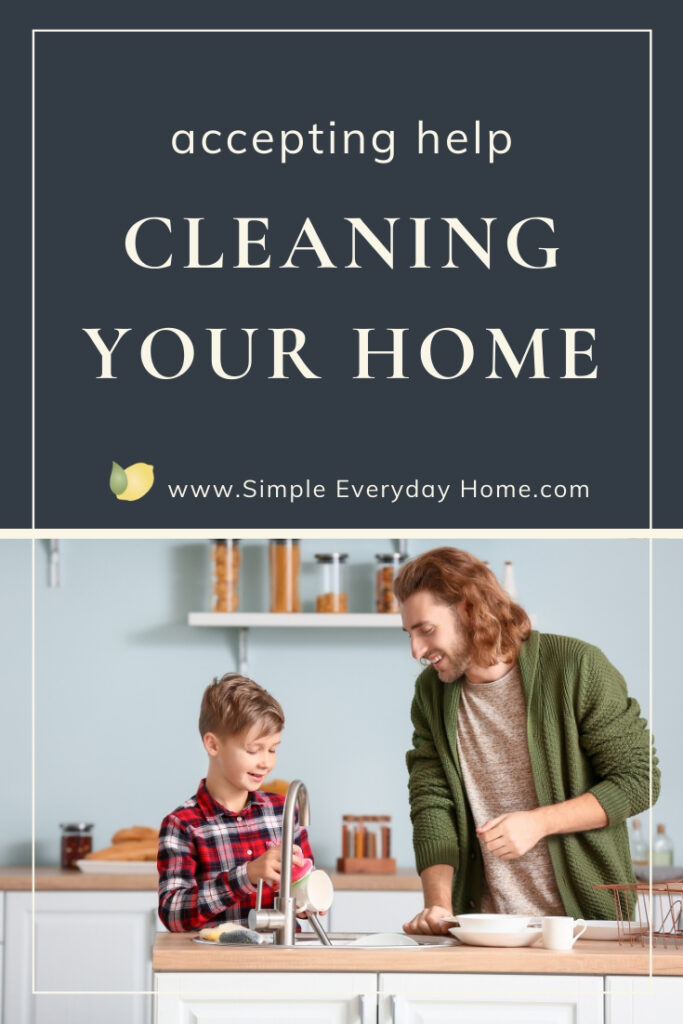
[[292, 868, 334, 913], [542, 916, 587, 950]]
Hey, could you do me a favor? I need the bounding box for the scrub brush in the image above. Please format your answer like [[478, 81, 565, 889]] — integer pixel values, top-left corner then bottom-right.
[[218, 927, 264, 944], [291, 857, 313, 886]]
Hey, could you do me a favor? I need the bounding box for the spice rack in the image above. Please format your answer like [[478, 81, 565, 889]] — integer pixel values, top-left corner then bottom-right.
[[337, 815, 397, 875]]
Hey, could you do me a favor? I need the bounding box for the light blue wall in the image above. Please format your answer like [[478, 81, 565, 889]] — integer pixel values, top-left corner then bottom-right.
[[1, 537, 680, 870], [0, 540, 31, 863], [653, 542, 683, 859]]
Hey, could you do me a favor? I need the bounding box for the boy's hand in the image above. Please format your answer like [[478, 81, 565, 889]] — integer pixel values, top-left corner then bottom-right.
[[246, 843, 305, 887], [291, 843, 305, 868], [246, 846, 282, 886]]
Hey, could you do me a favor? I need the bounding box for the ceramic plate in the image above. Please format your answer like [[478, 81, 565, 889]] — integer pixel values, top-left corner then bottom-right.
[[581, 920, 647, 941], [75, 859, 157, 874], [450, 927, 542, 948]]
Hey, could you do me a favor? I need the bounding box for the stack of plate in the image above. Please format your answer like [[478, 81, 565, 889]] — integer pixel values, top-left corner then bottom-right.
[[441, 913, 542, 947]]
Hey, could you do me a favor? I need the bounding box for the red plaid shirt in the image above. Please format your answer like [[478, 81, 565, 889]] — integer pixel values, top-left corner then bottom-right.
[[157, 779, 313, 932]]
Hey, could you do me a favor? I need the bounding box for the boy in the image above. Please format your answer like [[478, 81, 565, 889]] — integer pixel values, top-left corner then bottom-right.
[[158, 673, 313, 932]]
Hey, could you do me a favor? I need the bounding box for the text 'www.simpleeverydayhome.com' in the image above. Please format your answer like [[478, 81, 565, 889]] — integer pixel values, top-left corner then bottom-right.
[[165, 479, 590, 504]]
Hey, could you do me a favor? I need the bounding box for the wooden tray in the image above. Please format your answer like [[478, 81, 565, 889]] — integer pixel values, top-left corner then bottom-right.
[[336, 857, 397, 874]]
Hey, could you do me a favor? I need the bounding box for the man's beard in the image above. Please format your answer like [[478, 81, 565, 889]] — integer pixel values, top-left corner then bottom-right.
[[422, 636, 473, 683]]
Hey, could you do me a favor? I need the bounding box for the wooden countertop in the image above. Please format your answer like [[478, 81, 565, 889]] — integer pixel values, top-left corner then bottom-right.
[[0, 866, 420, 892], [0, 867, 158, 890], [153, 932, 683, 976]]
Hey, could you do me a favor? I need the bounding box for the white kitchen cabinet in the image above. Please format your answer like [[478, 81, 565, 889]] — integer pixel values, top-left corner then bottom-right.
[[605, 975, 683, 1019], [155, 971, 378, 1024], [378, 973, 604, 1024], [4, 890, 157, 1024], [330, 890, 424, 934]]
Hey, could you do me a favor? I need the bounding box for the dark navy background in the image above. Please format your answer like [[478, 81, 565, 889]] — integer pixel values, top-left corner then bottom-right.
[[5, 3, 679, 527]]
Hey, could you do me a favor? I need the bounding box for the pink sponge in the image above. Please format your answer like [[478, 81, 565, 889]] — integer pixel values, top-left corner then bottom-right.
[[291, 857, 313, 885]]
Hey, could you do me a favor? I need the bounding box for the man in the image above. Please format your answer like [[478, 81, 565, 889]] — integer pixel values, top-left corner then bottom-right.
[[395, 547, 658, 933]]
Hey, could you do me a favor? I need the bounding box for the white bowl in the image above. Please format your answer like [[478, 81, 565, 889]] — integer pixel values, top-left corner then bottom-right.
[[450, 913, 538, 934], [451, 927, 542, 948]]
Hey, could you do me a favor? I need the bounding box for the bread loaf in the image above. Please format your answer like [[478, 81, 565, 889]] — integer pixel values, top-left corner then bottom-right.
[[84, 824, 160, 862], [258, 778, 289, 796], [112, 826, 159, 844], [85, 840, 158, 861]]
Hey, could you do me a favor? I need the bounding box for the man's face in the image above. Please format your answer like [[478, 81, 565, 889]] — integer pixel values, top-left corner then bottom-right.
[[400, 590, 472, 683]]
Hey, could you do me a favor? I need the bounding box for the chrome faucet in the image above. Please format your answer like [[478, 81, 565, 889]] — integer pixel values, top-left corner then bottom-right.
[[248, 779, 330, 946]]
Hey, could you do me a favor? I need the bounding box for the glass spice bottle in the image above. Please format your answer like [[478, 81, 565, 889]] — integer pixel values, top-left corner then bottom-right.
[[502, 561, 517, 599], [269, 540, 301, 612], [60, 822, 94, 869], [630, 818, 648, 867], [653, 824, 674, 867], [315, 553, 348, 612], [375, 553, 407, 613], [211, 539, 241, 612]]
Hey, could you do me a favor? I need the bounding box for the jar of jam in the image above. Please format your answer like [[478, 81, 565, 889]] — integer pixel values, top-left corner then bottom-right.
[[60, 822, 94, 869], [211, 539, 240, 612], [269, 540, 301, 612], [315, 553, 348, 612], [375, 553, 407, 613]]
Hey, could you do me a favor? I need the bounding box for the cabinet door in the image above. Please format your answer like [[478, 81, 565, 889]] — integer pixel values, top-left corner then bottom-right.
[[155, 971, 377, 1024], [605, 975, 683, 1020], [4, 890, 157, 1024], [379, 973, 604, 1024], [331, 890, 424, 933]]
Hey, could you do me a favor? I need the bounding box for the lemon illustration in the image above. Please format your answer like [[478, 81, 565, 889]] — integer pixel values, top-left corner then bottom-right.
[[110, 461, 155, 502]]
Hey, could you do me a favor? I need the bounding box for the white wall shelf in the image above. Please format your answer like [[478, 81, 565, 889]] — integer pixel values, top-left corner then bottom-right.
[[188, 612, 402, 672], [189, 612, 401, 628]]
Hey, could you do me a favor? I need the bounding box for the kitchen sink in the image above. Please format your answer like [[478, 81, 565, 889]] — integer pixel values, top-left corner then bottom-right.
[[293, 931, 456, 948]]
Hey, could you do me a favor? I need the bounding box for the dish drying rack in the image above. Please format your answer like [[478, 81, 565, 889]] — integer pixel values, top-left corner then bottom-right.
[[594, 881, 683, 948]]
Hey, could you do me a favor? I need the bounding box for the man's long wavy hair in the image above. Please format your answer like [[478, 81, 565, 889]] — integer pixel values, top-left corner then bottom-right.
[[393, 547, 532, 666]]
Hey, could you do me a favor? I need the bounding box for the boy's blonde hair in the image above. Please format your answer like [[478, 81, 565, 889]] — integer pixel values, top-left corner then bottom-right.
[[198, 673, 285, 740]]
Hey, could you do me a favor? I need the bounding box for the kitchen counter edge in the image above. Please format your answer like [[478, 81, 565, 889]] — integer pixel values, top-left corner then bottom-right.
[[152, 932, 683, 976], [0, 866, 421, 891]]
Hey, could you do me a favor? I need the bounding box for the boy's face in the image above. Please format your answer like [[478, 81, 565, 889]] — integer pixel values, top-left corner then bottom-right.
[[205, 724, 282, 796]]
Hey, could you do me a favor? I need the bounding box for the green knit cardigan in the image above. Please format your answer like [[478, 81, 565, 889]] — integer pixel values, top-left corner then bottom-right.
[[406, 631, 659, 919]]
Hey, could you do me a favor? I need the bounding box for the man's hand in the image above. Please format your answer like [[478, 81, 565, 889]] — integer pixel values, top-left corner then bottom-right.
[[477, 794, 609, 860], [476, 809, 546, 860], [403, 905, 453, 936]]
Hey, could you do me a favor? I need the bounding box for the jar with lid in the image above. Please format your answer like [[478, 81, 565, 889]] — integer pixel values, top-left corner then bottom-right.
[[375, 553, 407, 613], [59, 823, 94, 869], [211, 539, 240, 612], [653, 823, 674, 866], [269, 540, 301, 612], [630, 818, 648, 867], [315, 553, 348, 612]]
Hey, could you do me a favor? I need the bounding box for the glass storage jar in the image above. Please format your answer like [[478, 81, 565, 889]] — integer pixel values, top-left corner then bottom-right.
[[60, 822, 94, 869], [315, 553, 348, 612], [269, 539, 301, 612], [211, 539, 240, 612], [375, 553, 407, 613]]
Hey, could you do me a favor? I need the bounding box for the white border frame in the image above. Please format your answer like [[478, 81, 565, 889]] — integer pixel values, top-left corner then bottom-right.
[[28, 26, 658, 1000]]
